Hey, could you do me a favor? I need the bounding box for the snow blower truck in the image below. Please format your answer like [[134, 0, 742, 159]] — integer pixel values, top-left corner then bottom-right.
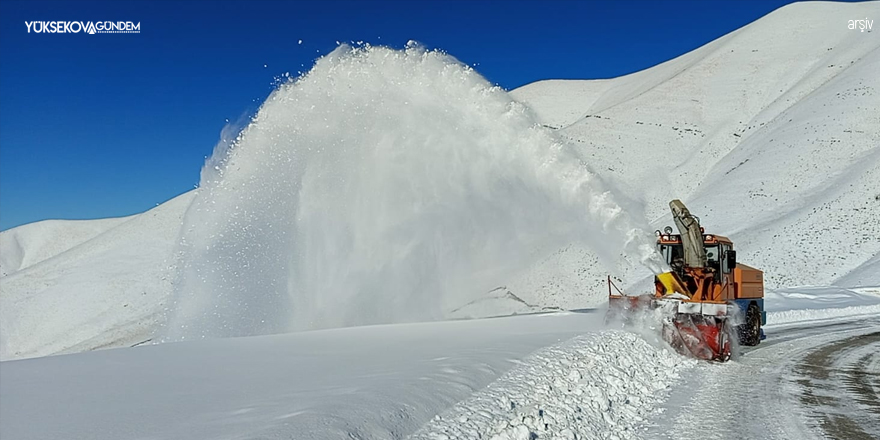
[[607, 200, 765, 361]]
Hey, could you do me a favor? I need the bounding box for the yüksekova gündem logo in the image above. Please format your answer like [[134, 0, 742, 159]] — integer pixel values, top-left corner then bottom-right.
[[25, 21, 140, 34]]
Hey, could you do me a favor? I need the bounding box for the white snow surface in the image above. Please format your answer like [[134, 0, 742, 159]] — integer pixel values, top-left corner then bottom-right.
[[2, 1, 878, 360], [0, 192, 195, 359], [413, 331, 694, 440], [0, 313, 606, 440], [0, 216, 129, 276], [510, 0, 880, 298], [764, 285, 880, 326], [0, 2, 880, 359], [1, 4, 879, 439]]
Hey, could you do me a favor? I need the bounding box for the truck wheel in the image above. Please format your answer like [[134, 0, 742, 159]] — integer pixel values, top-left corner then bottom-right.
[[738, 303, 761, 346]]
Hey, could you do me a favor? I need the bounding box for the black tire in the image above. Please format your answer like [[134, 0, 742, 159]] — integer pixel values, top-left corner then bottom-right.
[[737, 303, 761, 346]]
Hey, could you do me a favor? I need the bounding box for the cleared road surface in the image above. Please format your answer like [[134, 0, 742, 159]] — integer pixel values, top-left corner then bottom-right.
[[649, 317, 880, 440]]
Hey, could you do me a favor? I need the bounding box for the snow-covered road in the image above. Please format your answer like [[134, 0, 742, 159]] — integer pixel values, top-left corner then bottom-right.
[[795, 329, 880, 439], [650, 316, 880, 440]]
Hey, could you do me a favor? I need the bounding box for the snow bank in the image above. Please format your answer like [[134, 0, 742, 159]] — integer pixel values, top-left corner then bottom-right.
[[765, 285, 880, 326], [413, 330, 694, 440], [768, 304, 880, 327], [0, 313, 606, 440]]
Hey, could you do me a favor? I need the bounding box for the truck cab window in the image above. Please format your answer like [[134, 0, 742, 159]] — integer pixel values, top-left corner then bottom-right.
[[721, 244, 732, 274], [660, 244, 684, 267]]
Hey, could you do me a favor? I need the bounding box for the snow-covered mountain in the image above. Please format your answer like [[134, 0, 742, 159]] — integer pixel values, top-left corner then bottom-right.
[[509, 0, 880, 298], [1, 1, 878, 362], [0, 192, 194, 358]]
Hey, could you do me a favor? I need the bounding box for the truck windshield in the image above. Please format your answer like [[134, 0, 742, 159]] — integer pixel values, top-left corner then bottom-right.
[[660, 243, 720, 268], [659, 244, 683, 266], [706, 245, 720, 264]]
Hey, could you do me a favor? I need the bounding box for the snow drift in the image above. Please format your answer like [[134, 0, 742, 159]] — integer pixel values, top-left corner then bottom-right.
[[0, 313, 608, 440], [413, 330, 694, 440], [163, 43, 663, 341]]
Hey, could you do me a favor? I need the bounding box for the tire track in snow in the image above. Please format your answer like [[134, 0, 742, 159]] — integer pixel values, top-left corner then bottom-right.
[[796, 331, 880, 440]]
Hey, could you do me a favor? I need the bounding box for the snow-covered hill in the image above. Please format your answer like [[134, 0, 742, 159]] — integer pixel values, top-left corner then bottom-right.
[[0, 192, 195, 359], [1, 1, 878, 361], [509, 0, 879, 300], [0, 216, 130, 277]]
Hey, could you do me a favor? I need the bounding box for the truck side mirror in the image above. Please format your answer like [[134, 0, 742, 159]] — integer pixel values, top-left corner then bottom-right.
[[727, 250, 737, 270]]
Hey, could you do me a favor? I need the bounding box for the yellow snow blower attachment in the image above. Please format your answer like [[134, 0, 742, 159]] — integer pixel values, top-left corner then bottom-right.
[[607, 200, 766, 361]]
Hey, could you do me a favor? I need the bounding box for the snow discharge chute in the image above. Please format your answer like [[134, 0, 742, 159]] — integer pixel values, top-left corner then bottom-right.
[[162, 43, 665, 341]]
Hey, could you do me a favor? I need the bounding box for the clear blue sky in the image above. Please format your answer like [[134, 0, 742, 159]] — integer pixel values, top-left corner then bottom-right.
[[0, 0, 831, 230]]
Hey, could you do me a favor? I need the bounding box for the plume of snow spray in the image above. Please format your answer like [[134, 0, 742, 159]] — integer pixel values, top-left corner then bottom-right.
[[163, 43, 664, 341]]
